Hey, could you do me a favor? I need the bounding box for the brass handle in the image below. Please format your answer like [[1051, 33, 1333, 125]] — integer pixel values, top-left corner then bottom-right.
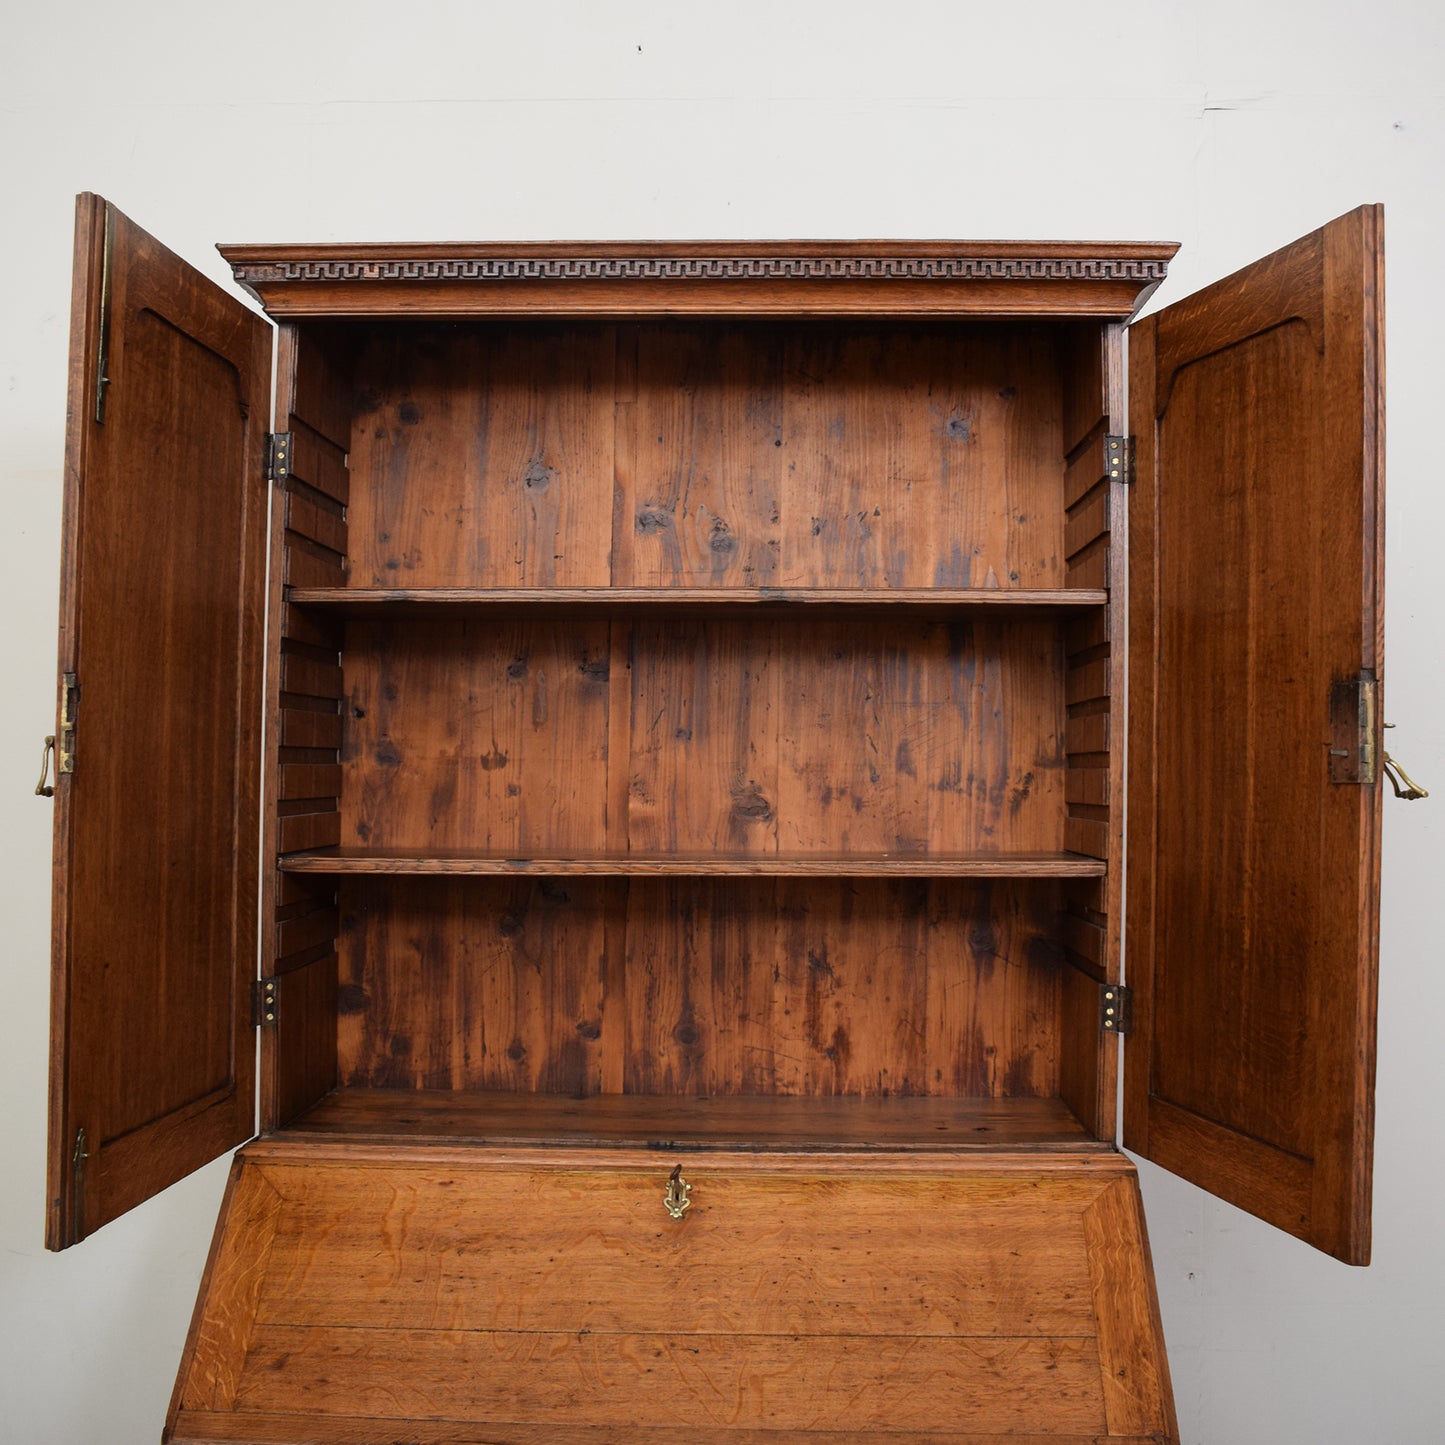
[[1382, 725, 1429, 800], [1382, 753, 1428, 800], [663, 1164, 692, 1220], [36, 736, 56, 797]]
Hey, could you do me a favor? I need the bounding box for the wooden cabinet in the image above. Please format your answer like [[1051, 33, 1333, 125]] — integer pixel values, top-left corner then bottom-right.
[[44, 196, 1387, 1443]]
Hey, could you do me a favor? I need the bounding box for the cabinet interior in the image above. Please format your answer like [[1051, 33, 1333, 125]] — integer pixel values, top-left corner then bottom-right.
[[267, 315, 1120, 1152]]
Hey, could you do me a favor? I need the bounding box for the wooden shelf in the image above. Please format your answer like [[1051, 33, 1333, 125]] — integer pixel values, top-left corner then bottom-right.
[[280, 848, 1108, 878], [278, 1089, 1105, 1153], [287, 585, 1108, 615]]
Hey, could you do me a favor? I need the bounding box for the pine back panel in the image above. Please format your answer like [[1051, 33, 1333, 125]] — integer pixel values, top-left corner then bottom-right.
[[344, 321, 1067, 591], [336, 876, 1064, 1100]]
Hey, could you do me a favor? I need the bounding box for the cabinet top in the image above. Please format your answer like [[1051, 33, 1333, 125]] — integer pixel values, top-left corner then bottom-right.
[[217, 238, 1179, 320]]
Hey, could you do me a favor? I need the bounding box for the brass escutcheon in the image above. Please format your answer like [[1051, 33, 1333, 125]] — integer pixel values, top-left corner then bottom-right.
[[663, 1164, 692, 1219]]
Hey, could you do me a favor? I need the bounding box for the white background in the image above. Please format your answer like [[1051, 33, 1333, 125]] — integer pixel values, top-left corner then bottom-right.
[[1, 4, 1441, 1441]]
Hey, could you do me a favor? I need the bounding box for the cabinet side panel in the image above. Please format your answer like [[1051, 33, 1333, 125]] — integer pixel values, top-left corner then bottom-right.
[[264, 324, 353, 1128], [1056, 323, 1122, 1141]]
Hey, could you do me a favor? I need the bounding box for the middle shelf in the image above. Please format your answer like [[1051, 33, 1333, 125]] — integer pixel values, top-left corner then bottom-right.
[[286, 585, 1110, 616], [280, 847, 1107, 877]]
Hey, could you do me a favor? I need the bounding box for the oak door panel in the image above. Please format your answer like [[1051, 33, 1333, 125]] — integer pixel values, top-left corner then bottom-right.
[[48, 195, 270, 1248], [1125, 206, 1385, 1263]]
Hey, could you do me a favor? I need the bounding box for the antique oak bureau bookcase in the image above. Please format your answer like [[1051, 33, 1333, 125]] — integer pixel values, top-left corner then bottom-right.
[[44, 195, 1390, 1443]]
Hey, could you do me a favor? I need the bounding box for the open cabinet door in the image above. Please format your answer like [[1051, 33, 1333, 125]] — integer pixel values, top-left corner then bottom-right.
[[1125, 206, 1384, 1264], [46, 196, 271, 1248]]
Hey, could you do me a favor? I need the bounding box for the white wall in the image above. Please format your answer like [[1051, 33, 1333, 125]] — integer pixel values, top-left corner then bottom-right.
[[1, 4, 1440, 1441]]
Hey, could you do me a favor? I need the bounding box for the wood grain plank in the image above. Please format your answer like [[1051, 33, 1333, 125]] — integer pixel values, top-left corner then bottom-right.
[[279, 705, 342, 751], [1060, 324, 1108, 457], [336, 877, 613, 1094], [272, 955, 339, 1129], [280, 848, 1107, 877], [1125, 208, 1384, 1263], [283, 533, 345, 589], [346, 325, 616, 588], [172, 1417, 1168, 1445], [285, 491, 347, 555], [282, 1090, 1098, 1151], [341, 617, 612, 854], [1065, 487, 1109, 560], [625, 879, 1063, 1099], [277, 811, 341, 853], [1082, 1177, 1176, 1439], [234, 1326, 1107, 1432], [289, 586, 1109, 610], [1064, 432, 1109, 510], [287, 420, 350, 506], [628, 617, 1066, 856], [176, 1165, 285, 1413], [48, 196, 268, 1245], [165, 1146, 1184, 1439], [253, 1165, 1103, 1337]]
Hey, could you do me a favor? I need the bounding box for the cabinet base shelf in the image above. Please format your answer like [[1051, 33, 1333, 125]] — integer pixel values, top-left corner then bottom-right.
[[278, 1088, 1105, 1153]]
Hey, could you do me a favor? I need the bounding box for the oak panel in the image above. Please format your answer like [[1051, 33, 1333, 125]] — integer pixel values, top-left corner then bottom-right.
[[1125, 207, 1384, 1263], [169, 1148, 1176, 1440], [48, 195, 268, 1247], [172, 1420, 1166, 1445], [237, 1325, 1106, 1431]]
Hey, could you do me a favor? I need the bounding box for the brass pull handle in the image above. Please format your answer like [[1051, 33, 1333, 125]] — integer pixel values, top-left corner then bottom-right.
[[663, 1164, 692, 1220], [1382, 753, 1428, 800], [1382, 725, 1429, 801], [36, 736, 56, 797]]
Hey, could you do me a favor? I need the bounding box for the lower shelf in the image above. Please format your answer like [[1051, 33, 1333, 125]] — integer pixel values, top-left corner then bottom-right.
[[279, 1088, 1104, 1152]]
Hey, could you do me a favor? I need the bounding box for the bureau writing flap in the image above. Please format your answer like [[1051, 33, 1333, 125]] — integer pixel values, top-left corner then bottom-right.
[[46, 195, 271, 1249], [1125, 206, 1385, 1264]]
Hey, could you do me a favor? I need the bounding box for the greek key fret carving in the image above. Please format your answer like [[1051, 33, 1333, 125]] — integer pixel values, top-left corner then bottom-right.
[[232, 254, 1170, 286]]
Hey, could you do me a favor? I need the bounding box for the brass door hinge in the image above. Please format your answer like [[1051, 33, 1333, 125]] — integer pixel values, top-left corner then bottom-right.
[[265, 432, 292, 485], [1329, 675, 1378, 785], [1101, 983, 1133, 1036], [1105, 434, 1135, 486], [252, 977, 279, 1027]]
